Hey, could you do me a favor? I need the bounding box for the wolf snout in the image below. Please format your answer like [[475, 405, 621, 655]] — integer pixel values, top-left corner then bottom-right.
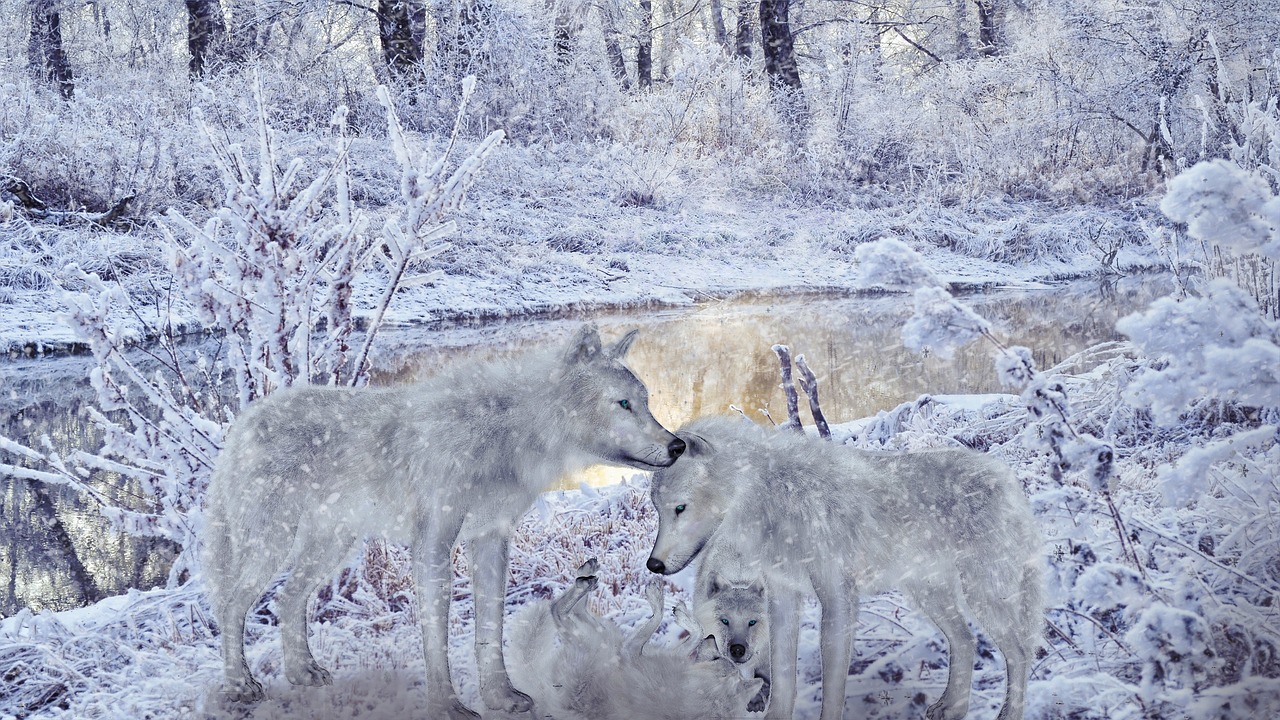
[[646, 557, 667, 574], [667, 437, 686, 460], [729, 643, 747, 661]]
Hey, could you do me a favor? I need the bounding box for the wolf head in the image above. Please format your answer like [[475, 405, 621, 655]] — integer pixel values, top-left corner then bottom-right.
[[692, 634, 767, 700], [560, 325, 685, 470], [645, 427, 734, 575], [697, 573, 767, 665]]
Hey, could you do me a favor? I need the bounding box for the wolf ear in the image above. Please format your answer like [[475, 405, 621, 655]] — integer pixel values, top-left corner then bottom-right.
[[564, 325, 603, 365], [679, 432, 714, 458], [707, 571, 725, 597], [608, 328, 640, 360], [745, 578, 766, 598], [693, 634, 721, 662]]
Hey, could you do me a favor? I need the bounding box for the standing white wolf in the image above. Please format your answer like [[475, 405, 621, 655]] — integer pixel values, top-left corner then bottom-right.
[[202, 325, 686, 719], [505, 558, 765, 720], [646, 416, 1045, 720]]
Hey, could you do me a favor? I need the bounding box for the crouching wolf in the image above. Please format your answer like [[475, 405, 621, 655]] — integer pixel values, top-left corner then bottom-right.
[[203, 326, 686, 719], [506, 558, 765, 720], [646, 416, 1045, 720]]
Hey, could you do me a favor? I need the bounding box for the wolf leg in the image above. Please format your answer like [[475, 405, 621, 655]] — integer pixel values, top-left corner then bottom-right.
[[469, 531, 535, 714], [813, 572, 856, 720], [211, 528, 284, 703], [414, 519, 480, 720], [914, 586, 975, 720], [550, 561, 599, 632], [621, 580, 664, 659], [214, 566, 272, 702], [764, 588, 801, 720], [276, 525, 358, 687], [986, 566, 1041, 720]]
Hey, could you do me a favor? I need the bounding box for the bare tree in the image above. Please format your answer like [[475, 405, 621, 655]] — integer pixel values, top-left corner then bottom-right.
[[734, 0, 752, 57], [708, 0, 730, 51], [638, 0, 654, 89], [27, 0, 74, 99], [759, 0, 800, 89], [975, 0, 1002, 57], [597, 0, 632, 90], [184, 0, 228, 76], [377, 0, 427, 78]]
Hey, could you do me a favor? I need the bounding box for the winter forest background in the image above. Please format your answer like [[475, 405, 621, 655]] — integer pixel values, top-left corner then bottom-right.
[[1, 0, 1279, 718]]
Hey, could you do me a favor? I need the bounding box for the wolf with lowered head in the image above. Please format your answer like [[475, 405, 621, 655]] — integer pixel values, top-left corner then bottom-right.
[[646, 416, 1045, 720], [203, 326, 685, 719]]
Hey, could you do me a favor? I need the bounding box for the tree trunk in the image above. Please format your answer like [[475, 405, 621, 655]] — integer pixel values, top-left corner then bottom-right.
[[457, 0, 493, 75], [598, 0, 632, 90], [759, 0, 800, 89], [953, 0, 972, 59], [708, 0, 730, 51], [27, 0, 74, 100], [378, 0, 427, 78], [638, 0, 653, 89], [184, 0, 228, 77], [734, 0, 752, 58], [975, 0, 1001, 57], [552, 0, 576, 64]]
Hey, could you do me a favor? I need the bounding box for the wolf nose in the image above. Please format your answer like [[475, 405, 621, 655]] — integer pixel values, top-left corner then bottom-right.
[[646, 557, 666, 574], [667, 437, 686, 459], [730, 643, 747, 660]]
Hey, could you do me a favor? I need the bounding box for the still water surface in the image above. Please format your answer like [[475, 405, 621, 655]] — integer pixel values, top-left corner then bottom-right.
[[0, 277, 1170, 614]]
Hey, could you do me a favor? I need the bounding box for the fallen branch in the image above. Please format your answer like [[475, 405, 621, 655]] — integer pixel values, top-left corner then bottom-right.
[[794, 354, 831, 439], [1, 176, 135, 227], [771, 344, 803, 432]]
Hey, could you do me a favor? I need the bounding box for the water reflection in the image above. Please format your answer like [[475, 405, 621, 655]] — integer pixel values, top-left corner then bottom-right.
[[1, 276, 1170, 612]]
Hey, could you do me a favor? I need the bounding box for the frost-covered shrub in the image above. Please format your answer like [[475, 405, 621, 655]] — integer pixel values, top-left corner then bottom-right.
[[0, 79, 503, 583]]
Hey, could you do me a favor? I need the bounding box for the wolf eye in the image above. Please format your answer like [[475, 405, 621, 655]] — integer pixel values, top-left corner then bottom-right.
[[748, 620, 757, 626], [674, 504, 686, 515], [618, 399, 632, 411], [720, 618, 730, 626]]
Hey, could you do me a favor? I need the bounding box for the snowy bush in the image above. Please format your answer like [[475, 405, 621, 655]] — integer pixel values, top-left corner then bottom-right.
[[0, 78, 503, 583]]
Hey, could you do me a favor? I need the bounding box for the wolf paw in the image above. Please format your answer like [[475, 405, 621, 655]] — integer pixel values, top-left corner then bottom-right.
[[576, 557, 599, 578], [220, 677, 264, 703], [429, 698, 482, 720], [483, 685, 534, 713], [925, 697, 968, 720], [285, 659, 333, 687]]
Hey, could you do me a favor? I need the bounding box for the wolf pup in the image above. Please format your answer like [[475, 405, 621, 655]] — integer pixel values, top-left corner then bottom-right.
[[646, 416, 1045, 720], [203, 326, 685, 719], [506, 558, 765, 720], [694, 544, 771, 711]]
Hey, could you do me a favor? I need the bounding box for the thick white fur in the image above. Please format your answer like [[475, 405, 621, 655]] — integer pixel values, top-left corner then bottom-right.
[[506, 559, 764, 720], [202, 326, 681, 719], [648, 416, 1046, 720]]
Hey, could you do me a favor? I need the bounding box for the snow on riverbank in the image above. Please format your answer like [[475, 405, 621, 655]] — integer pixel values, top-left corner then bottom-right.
[[0, 164, 1160, 355]]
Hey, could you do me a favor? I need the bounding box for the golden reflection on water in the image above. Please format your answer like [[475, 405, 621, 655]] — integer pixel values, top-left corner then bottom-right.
[[378, 280, 1168, 489]]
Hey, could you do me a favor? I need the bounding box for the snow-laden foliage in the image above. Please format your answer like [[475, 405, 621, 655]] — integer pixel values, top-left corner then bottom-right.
[[1117, 279, 1280, 426], [900, 286, 992, 360], [0, 80, 503, 583], [852, 236, 942, 291], [1160, 160, 1280, 260]]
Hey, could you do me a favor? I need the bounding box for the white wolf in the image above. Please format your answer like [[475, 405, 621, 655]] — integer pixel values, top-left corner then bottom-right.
[[505, 558, 765, 720], [695, 543, 772, 711], [202, 326, 686, 719], [646, 416, 1045, 720]]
